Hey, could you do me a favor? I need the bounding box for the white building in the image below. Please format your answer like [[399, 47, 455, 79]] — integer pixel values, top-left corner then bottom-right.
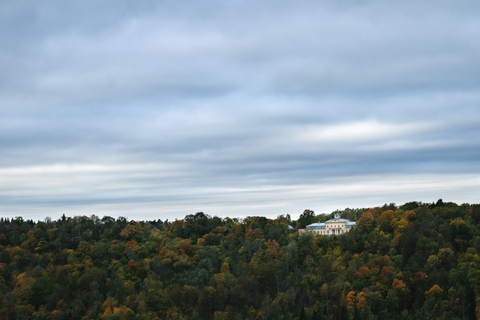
[[306, 213, 356, 236]]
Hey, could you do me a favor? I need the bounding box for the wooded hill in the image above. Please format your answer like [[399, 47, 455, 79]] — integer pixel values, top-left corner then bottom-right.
[[1, 200, 480, 319]]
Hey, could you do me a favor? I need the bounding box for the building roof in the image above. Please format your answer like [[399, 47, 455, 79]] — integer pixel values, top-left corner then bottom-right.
[[306, 222, 326, 229], [307, 222, 324, 227], [306, 218, 356, 230], [325, 218, 350, 223]]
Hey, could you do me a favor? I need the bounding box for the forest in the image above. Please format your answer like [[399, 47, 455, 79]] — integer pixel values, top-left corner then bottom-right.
[[1, 200, 480, 319]]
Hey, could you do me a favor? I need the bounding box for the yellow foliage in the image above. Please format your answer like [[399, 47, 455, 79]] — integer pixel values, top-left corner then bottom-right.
[[245, 228, 264, 240], [395, 218, 409, 233], [346, 291, 357, 308], [356, 292, 366, 310], [346, 291, 366, 310], [221, 261, 231, 274], [449, 218, 465, 229], [214, 310, 230, 320], [101, 307, 113, 319], [166, 309, 179, 319], [425, 284, 443, 297], [438, 247, 454, 260]]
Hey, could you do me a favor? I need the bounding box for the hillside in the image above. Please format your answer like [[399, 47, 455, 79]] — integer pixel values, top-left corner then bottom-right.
[[1, 200, 480, 319]]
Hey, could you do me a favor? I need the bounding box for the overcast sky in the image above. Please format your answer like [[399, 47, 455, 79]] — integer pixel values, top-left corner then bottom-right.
[[1, 0, 479, 221]]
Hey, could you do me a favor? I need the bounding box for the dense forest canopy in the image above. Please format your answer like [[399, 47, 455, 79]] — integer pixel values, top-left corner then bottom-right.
[[1, 200, 480, 319]]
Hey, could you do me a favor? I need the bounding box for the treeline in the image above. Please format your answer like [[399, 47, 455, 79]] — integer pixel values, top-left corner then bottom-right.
[[1, 200, 480, 319]]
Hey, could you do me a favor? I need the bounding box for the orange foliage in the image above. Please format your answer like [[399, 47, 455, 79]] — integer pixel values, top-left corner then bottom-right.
[[197, 237, 207, 246], [379, 210, 394, 225], [354, 266, 371, 279], [127, 259, 138, 273], [405, 210, 416, 221], [56, 299, 68, 310], [357, 210, 375, 231], [266, 240, 281, 258], [392, 279, 408, 291], [380, 266, 395, 277], [102, 297, 113, 311], [120, 221, 141, 239], [413, 271, 428, 283], [180, 239, 195, 255], [125, 240, 139, 249]]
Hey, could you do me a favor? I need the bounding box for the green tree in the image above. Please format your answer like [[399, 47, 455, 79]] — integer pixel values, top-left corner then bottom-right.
[[298, 209, 315, 228]]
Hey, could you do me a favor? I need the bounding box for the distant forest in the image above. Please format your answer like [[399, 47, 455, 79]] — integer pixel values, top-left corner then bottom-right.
[[1, 200, 480, 319]]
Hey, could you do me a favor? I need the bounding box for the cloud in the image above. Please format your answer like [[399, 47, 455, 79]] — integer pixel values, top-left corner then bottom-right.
[[1, 1, 480, 220], [295, 120, 439, 143]]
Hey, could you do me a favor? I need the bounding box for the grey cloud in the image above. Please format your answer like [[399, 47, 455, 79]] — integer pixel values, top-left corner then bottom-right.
[[1, 1, 480, 220]]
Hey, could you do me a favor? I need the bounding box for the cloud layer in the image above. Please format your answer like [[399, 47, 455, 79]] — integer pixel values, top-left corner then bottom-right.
[[1, 0, 480, 220]]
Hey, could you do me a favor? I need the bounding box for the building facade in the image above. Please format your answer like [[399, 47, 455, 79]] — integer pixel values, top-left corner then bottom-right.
[[306, 213, 356, 236]]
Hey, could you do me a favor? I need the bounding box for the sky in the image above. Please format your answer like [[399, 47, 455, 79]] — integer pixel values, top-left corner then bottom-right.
[[1, 0, 480, 222]]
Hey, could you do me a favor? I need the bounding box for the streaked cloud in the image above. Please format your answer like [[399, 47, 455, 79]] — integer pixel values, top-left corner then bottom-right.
[[296, 120, 441, 143]]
